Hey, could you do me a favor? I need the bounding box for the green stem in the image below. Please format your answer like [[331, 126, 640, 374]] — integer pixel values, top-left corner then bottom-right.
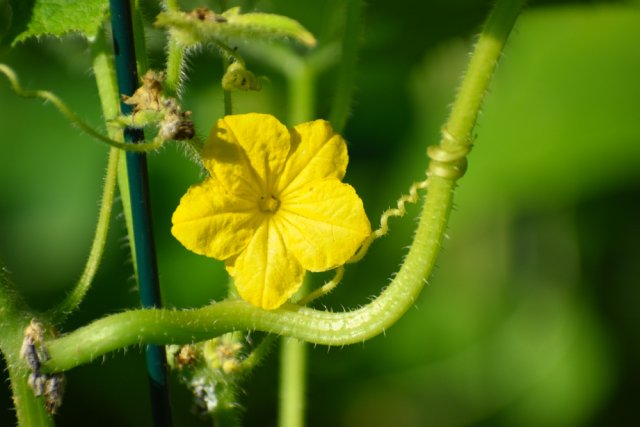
[[445, 0, 527, 149], [91, 29, 140, 278], [48, 29, 135, 319], [92, 30, 121, 121], [328, 0, 362, 132], [287, 64, 314, 126], [278, 337, 306, 427], [133, 0, 149, 76], [0, 267, 54, 425], [41, 0, 524, 374], [164, 37, 184, 98], [48, 147, 119, 319], [237, 334, 276, 374], [163, 1, 184, 97], [6, 354, 55, 427]]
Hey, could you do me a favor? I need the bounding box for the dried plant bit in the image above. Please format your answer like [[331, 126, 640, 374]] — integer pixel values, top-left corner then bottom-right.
[[222, 61, 262, 92], [160, 106, 195, 141], [21, 320, 47, 373], [43, 374, 65, 414], [190, 7, 227, 23], [174, 344, 199, 368], [20, 320, 66, 414], [21, 321, 45, 365], [119, 71, 196, 142], [122, 70, 165, 113]]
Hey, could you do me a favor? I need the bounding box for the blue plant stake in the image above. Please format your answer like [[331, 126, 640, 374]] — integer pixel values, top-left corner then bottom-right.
[[109, 1, 172, 425]]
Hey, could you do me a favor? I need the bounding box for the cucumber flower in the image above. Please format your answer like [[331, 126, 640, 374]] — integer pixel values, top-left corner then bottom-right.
[[172, 113, 371, 309]]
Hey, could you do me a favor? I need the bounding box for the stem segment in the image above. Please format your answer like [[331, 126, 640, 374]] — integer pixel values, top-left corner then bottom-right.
[[0, 268, 54, 425], [278, 337, 307, 427]]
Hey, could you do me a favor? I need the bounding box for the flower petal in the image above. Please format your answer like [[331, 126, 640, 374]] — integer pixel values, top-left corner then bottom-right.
[[276, 120, 348, 197], [203, 113, 291, 196], [227, 219, 305, 309], [171, 178, 261, 260], [278, 179, 371, 271]]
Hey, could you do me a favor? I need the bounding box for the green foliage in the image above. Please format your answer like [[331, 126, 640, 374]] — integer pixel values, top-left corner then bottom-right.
[[8, 0, 108, 45]]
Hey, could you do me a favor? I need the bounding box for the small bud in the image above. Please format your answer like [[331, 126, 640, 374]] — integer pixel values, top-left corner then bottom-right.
[[222, 62, 261, 92]]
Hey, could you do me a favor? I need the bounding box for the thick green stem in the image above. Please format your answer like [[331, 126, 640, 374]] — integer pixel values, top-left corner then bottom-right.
[[287, 65, 314, 126], [6, 352, 55, 427], [41, 0, 524, 374], [445, 0, 527, 148], [328, 0, 362, 132], [278, 337, 307, 427], [133, 0, 149, 76]]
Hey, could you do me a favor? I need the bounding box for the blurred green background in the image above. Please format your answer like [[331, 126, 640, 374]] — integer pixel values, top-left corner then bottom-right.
[[1, 0, 639, 426]]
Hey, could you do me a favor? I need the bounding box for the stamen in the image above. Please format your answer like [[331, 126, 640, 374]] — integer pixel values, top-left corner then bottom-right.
[[258, 195, 280, 213]]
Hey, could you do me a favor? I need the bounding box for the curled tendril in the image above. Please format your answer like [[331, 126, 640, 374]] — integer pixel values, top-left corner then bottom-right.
[[302, 176, 431, 304], [350, 177, 430, 264], [0, 64, 163, 152]]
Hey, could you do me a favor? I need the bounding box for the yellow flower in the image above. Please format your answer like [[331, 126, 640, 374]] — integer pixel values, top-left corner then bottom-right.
[[171, 113, 371, 309]]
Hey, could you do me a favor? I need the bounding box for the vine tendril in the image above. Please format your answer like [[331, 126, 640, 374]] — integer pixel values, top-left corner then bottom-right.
[[0, 64, 163, 153]]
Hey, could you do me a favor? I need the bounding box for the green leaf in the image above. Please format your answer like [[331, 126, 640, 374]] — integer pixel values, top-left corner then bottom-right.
[[155, 8, 316, 48], [8, 0, 108, 45]]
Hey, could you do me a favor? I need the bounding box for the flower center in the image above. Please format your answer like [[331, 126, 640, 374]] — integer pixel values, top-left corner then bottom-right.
[[258, 194, 281, 213]]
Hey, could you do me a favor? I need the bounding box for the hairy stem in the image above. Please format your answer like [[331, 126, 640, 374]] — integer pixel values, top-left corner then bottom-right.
[[48, 147, 119, 319], [163, 0, 184, 97], [445, 0, 527, 149], [42, 0, 525, 374], [0, 267, 53, 425], [7, 355, 55, 427]]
